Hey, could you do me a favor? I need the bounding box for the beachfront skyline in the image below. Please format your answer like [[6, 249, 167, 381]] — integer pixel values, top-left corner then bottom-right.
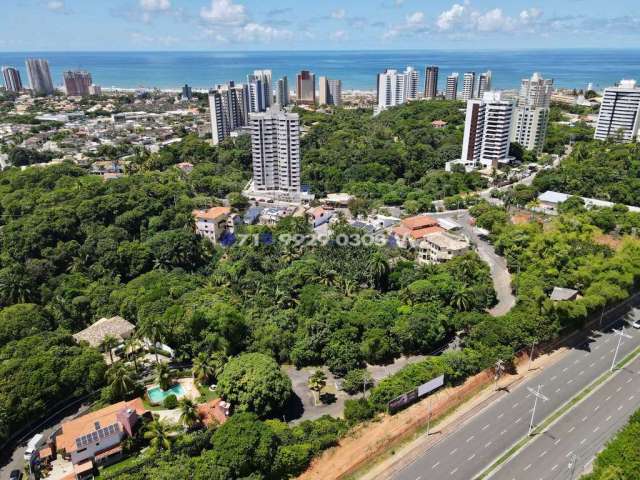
[[1, 0, 640, 52]]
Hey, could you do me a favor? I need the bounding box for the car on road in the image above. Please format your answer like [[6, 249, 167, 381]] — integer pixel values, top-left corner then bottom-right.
[[9, 469, 23, 480], [630, 319, 640, 329]]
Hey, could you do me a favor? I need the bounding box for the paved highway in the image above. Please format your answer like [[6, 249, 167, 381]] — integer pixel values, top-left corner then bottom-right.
[[492, 352, 640, 479], [391, 316, 640, 480]]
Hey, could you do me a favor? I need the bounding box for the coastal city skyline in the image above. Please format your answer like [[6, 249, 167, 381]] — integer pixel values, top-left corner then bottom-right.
[[1, 0, 639, 51]]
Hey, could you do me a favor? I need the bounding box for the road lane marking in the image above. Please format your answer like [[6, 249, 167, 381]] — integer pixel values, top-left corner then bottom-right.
[[566, 451, 574, 458], [582, 416, 588, 422], [594, 405, 600, 412], [627, 378, 633, 384], [594, 426, 600, 433], [468, 454, 476, 461], [550, 376, 557, 381], [568, 426, 575, 433], [605, 396, 612, 401], [618, 405, 624, 411], [523, 464, 531, 471], [500, 429, 508, 435], [574, 359, 580, 364], [589, 362, 596, 368], [451, 467, 458, 475], [450, 448, 458, 456], [629, 395, 635, 401], [539, 450, 548, 458], [416, 476, 422, 480], [617, 386, 622, 392], [568, 379, 574, 385], [512, 402, 519, 408], [579, 370, 585, 376], [555, 387, 561, 393], [606, 415, 612, 421], [515, 417, 522, 424], [482, 424, 490, 431], [554, 438, 561, 445], [466, 435, 475, 443], [551, 464, 558, 471], [498, 413, 504, 419], [485, 441, 493, 448], [432, 462, 440, 470], [580, 438, 587, 445], [601, 355, 606, 360], [562, 367, 569, 373]]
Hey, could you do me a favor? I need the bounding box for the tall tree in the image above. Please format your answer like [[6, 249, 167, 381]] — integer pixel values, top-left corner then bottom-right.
[[308, 369, 327, 406]]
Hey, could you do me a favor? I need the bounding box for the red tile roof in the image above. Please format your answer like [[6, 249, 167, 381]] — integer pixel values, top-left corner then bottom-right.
[[192, 207, 231, 221], [401, 215, 439, 230]]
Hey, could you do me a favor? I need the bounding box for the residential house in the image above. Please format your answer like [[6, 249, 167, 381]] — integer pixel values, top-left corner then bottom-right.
[[550, 287, 579, 301], [73, 316, 135, 349], [192, 206, 232, 244], [431, 120, 448, 129], [391, 215, 444, 249], [175, 162, 194, 174], [55, 398, 150, 479], [308, 206, 334, 228], [197, 399, 231, 427], [537, 191, 640, 215], [417, 232, 471, 264]]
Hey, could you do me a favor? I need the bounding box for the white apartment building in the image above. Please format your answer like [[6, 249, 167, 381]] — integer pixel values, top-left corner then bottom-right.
[[477, 71, 492, 99], [250, 107, 301, 194], [446, 73, 459, 100], [276, 76, 290, 106], [462, 72, 476, 101], [418, 232, 470, 265], [248, 70, 272, 111], [26, 58, 54, 96], [375, 67, 419, 113], [510, 72, 553, 154], [594, 79, 640, 142], [192, 206, 232, 244], [209, 81, 248, 145], [458, 91, 514, 170], [319, 77, 342, 106]]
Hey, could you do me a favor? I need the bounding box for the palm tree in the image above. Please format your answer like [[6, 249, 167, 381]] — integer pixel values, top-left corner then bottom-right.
[[308, 369, 327, 407], [451, 285, 473, 312], [107, 363, 138, 401], [178, 398, 200, 430], [210, 351, 227, 382], [155, 362, 173, 391], [340, 278, 356, 297], [138, 318, 166, 365], [368, 253, 390, 289], [192, 352, 214, 386], [143, 417, 173, 454], [123, 336, 141, 373], [100, 335, 119, 365]]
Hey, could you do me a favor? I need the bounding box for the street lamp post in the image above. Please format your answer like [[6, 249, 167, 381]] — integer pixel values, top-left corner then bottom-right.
[[528, 340, 536, 371], [610, 328, 632, 372], [527, 384, 549, 436], [494, 359, 505, 390]]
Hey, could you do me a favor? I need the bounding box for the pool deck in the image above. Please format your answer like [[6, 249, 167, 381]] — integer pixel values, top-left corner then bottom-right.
[[147, 378, 199, 405]]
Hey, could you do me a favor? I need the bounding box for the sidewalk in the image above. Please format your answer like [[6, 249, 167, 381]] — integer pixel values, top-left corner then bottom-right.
[[299, 346, 569, 480]]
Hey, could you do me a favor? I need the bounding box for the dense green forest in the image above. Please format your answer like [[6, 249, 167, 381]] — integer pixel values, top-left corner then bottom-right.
[[534, 142, 640, 206], [299, 101, 487, 211], [583, 408, 640, 480], [3, 98, 640, 478]]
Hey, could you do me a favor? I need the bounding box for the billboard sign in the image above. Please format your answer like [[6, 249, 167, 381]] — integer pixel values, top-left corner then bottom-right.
[[417, 374, 445, 397]]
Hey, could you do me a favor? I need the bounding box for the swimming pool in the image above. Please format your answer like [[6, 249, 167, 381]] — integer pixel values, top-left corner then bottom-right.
[[147, 384, 185, 404]]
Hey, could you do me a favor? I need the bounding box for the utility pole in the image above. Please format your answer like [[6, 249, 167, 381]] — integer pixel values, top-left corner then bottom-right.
[[426, 395, 433, 437], [494, 359, 505, 390], [528, 340, 536, 371], [610, 328, 632, 371], [527, 384, 549, 436]]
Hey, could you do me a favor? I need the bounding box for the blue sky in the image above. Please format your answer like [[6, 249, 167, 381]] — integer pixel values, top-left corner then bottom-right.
[[1, 0, 639, 51]]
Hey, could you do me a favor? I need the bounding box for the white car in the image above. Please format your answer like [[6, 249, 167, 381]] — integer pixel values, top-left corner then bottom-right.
[[630, 319, 640, 329]]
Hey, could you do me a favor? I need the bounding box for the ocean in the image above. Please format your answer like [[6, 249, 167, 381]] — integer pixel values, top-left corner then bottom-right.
[[1, 50, 639, 92]]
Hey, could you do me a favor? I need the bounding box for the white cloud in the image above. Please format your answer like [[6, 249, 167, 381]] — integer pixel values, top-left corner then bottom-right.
[[240, 22, 292, 41], [330, 30, 348, 41], [200, 0, 247, 25], [406, 11, 425, 26], [139, 0, 170, 11], [331, 8, 346, 20], [437, 3, 466, 31], [475, 8, 514, 32], [47, 1, 64, 12], [436, 2, 544, 34], [130, 31, 178, 46]]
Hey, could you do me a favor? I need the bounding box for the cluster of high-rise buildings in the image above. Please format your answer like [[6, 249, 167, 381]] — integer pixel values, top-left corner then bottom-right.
[[452, 72, 553, 171], [208, 69, 342, 146], [375, 65, 493, 113], [2, 58, 100, 96]]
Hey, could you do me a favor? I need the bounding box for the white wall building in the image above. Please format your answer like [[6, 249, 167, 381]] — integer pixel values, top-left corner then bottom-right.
[[594, 79, 640, 142], [375, 67, 419, 114], [319, 77, 342, 106], [462, 72, 476, 101], [209, 81, 248, 145], [250, 107, 301, 195], [446, 73, 459, 100], [457, 91, 514, 170], [510, 72, 553, 154], [248, 70, 272, 111]]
